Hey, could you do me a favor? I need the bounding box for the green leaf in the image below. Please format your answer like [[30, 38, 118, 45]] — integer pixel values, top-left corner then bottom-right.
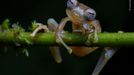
[[1, 19, 10, 30], [22, 48, 29, 57], [29, 20, 38, 31]]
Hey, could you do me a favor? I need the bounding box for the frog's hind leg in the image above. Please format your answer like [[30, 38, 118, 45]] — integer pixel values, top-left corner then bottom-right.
[[92, 47, 119, 75], [55, 17, 72, 54], [47, 18, 62, 63]]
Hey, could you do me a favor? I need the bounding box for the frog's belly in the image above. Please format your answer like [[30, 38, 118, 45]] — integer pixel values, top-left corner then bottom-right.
[[70, 46, 98, 56], [72, 23, 83, 33]]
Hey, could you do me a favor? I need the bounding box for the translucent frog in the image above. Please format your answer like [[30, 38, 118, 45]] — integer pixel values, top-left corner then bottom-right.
[[60, 0, 102, 55], [31, 0, 118, 75]]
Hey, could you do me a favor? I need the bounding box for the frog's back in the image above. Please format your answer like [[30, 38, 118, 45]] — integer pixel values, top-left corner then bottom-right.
[[78, 3, 91, 10]]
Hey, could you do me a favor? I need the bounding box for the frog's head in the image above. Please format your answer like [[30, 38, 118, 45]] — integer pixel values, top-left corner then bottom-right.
[[67, 0, 96, 20]]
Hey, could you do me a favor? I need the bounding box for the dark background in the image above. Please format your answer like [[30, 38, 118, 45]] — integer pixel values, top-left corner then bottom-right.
[[0, 0, 133, 75]]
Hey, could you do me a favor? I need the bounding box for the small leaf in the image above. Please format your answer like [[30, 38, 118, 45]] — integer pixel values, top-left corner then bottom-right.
[[22, 48, 29, 57], [1, 19, 10, 30], [30, 20, 38, 31], [12, 22, 25, 32]]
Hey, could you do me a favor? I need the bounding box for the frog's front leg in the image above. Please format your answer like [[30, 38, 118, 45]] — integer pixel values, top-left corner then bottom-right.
[[87, 20, 101, 43], [55, 17, 72, 54]]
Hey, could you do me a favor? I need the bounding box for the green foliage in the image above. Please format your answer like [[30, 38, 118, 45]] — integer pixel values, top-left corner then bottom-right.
[[0, 19, 10, 31], [22, 48, 29, 57], [29, 20, 38, 31], [12, 22, 25, 32]]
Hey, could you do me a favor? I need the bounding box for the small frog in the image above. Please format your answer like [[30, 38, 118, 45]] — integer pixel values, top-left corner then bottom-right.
[[53, 0, 101, 57], [55, 0, 118, 75], [31, 0, 118, 75]]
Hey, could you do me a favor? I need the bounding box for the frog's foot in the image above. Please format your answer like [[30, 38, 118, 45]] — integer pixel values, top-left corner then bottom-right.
[[55, 17, 72, 54], [92, 47, 119, 75], [92, 30, 99, 43], [85, 30, 98, 46], [56, 32, 72, 54], [30, 23, 49, 37]]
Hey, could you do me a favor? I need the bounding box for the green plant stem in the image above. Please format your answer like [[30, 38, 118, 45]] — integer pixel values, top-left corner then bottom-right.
[[0, 31, 134, 47]]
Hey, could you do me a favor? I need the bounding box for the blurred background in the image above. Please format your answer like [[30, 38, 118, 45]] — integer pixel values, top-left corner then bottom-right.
[[0, 0, 132, 75]]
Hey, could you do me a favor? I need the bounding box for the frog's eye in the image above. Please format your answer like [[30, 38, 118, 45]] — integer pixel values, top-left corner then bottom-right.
[[84, 8, 96, 20], [67, 0, 78, 9]]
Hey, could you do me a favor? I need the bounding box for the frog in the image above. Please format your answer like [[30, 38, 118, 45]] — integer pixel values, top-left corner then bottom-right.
[[30, 0, 118, 75], [56, 0, 102, 56]]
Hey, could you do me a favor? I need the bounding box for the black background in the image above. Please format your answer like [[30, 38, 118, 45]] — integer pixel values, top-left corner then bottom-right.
[[0, 0, 133, 75]]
